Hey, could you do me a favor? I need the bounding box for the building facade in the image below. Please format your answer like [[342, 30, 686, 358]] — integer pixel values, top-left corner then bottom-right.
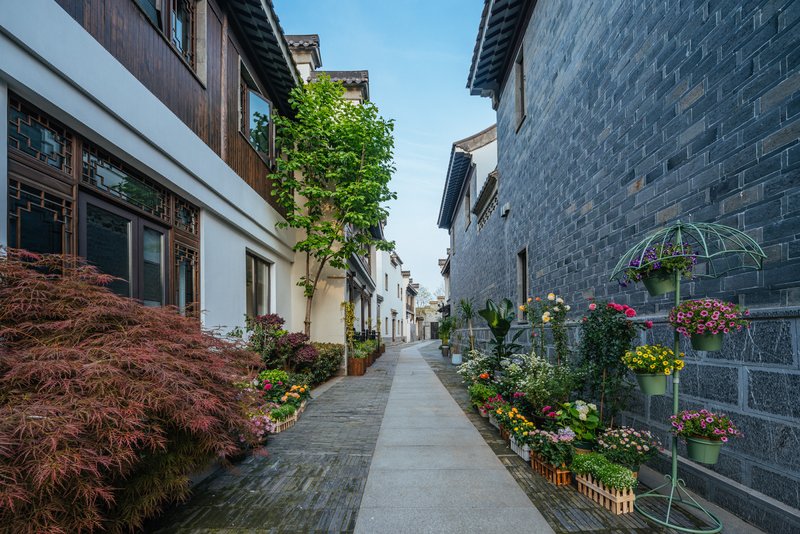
[[376, 248, 405, 342], [446, 0, 800, 530], [1, 0, 299, 334]]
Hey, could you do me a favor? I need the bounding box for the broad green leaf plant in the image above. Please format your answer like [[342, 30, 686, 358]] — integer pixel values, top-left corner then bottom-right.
[[267, 75, 397, 336]]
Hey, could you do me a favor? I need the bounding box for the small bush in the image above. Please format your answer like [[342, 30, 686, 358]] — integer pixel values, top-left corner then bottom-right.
[[570, 452, 637, 491], [269, 403, 297, 422], [309, 343, 344, 385], [0, 250, 261, 533], [468, 382, 497, 407]]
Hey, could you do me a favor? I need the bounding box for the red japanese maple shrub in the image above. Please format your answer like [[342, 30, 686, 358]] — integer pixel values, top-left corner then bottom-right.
[[0, 250, 261, 533]]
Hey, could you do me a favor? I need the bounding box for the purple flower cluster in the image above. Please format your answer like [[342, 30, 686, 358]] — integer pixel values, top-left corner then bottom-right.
[[669, 409, 741, 442], [253, 313, 285, 330], [668, 298, 750, 336], [624, 242, 696, 283]]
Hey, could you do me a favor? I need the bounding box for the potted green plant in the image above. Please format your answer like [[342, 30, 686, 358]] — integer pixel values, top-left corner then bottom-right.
[[458, 298, 477, 352], [438, 316, 455, 357], [596, 427, 661, 476], [623, 242, 696, 296], [669, 298, 750, 351], [670, 409, 741, 465], [621, 344, 684, 396], [468, 382, 497, 417], [556, 400, 600, 453], [529, 428, 575, 485], [570, 453, 637, 514], [478, 298, 524, 371]]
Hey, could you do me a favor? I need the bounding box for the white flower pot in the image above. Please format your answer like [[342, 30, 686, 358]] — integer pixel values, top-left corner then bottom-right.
[[510, 437, 530, 461], [451, 352, 462, 365]]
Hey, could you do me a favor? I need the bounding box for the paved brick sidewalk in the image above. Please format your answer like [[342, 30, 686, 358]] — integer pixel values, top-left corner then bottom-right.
[[147, 349, 398, 533]]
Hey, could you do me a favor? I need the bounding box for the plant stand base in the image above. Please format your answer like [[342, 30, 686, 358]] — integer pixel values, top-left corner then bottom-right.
[[575, 473, 635, 515], [635, 476, 722, 533], [531, 454, 571, 486]]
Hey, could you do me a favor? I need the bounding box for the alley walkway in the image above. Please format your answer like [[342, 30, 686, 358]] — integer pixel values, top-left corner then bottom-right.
[[147, 342, 681, 533], [354, 342, 553, 533]]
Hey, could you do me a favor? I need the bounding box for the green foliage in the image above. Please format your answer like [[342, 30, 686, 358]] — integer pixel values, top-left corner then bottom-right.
[[438, 316, 457, 344], [579, 301, 646, 425], [269, 403, 297, 422], [468, 382, 498, 407], [309, 342, 344, 385], [522, 355, 581, 412], [557, 400, 601, 442], [570, 453, 638, 491], [268, 75, 396, 334], [351, 339, 378, 359], [529, 429, 575, 468], [458, 298, 476, 351], [478, 299, 524, 368]]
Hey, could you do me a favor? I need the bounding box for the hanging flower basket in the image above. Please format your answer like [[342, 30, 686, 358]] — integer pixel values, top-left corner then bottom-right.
[[634, 373, 668, 396], [669, 298, 749, 353], [642, 269, 678, 296], [686, 436, 723, 465], [690, 332, 724, 352]]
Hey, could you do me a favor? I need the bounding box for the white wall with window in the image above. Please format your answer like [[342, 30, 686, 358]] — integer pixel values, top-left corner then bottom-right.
[[376, 249, 404, 342], [0, 4, 297, 334]]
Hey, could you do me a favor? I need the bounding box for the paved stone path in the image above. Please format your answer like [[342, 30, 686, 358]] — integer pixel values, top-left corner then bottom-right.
[[147, 341, 736, 533], [147, 347, 398, 533], [354, 342, 553, 533]]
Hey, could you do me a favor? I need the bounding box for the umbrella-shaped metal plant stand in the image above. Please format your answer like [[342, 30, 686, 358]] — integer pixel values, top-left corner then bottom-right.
[[609, 221, 766, 533]]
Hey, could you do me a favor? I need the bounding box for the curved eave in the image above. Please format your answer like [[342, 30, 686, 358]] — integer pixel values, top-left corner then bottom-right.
[[437, 150, 472, 229]]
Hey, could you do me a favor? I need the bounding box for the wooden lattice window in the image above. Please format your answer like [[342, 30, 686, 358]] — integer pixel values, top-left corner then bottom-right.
[[8, 179, 73, 254], [81, 142, 170, 224], [7, 96, 73, 174], [173, 195, 199, 235], [174, 242, 199, 316], [169, 0, 195, 67]]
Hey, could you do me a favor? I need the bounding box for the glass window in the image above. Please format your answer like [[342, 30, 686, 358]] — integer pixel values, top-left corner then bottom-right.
[[80, 195, 169, 305], [246, 253, 270, 317], [175, 244, 198, 316], [8, 181, 72, 254], [240, 64, 273, 161], [7, 97, 72, 173], [85, 203, 133, 298], [142, 226, 165, 307], [170, 0, 194, 65]]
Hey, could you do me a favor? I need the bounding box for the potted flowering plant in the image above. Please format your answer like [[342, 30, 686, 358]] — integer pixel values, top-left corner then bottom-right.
[[508, 414, 536, 461], [621, 344, 685, 395], [484, 394, 507, 429], [529, 428, 576, 482], [468, 382, 497, 417], [556, 400, 600, 451], [670, 409, 741, 465], [596, 427, 661, 474], [623, 242, 696, 296], [668, 298, 750, 351]]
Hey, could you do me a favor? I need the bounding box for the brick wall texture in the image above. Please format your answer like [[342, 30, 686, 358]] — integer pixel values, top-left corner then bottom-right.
[[449, 0, 800, 528]]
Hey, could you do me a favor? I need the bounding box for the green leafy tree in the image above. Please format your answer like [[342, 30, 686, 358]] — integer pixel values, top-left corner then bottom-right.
[[267, 75, 396, 336]]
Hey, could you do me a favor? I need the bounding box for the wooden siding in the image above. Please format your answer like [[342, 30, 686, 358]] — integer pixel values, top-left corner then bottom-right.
[[53, 0, 284, 213]]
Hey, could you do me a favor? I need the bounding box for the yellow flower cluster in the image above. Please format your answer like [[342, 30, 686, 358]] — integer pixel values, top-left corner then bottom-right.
[[622, 344, 685, 375]]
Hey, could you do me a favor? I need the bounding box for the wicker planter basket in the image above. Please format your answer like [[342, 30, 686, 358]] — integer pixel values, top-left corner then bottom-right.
[[530, 453, 571, 486], [575, 473, 635, 515]]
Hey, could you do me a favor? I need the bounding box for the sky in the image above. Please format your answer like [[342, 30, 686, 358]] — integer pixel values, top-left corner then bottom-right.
[[273, 0, 496, 293]]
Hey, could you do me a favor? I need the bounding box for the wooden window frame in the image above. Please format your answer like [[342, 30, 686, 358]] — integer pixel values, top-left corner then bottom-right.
[[78, 192, 170, 306], [239, 62, 275, 165], [132, 0, 198, 72], [245, 251, 271, 318]]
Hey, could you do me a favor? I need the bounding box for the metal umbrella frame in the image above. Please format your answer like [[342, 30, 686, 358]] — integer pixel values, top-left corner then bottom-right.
[[609, 221, 766, 533]]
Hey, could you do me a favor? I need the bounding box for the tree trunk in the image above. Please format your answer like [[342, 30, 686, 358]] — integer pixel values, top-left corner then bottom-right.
[[304, 294, 313, 337], [468, 319, 475, 351]]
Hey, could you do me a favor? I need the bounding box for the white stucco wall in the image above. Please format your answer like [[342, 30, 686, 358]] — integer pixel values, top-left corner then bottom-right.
[[0, 79, 7, 248], [470, 139, 497, 202], [0, 2, 298, 331], [290, 258, 346, 343], [376, 250, 405, 341]]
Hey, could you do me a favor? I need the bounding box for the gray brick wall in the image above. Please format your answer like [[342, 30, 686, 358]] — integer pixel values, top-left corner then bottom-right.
[[450, 0, 800, 527]]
